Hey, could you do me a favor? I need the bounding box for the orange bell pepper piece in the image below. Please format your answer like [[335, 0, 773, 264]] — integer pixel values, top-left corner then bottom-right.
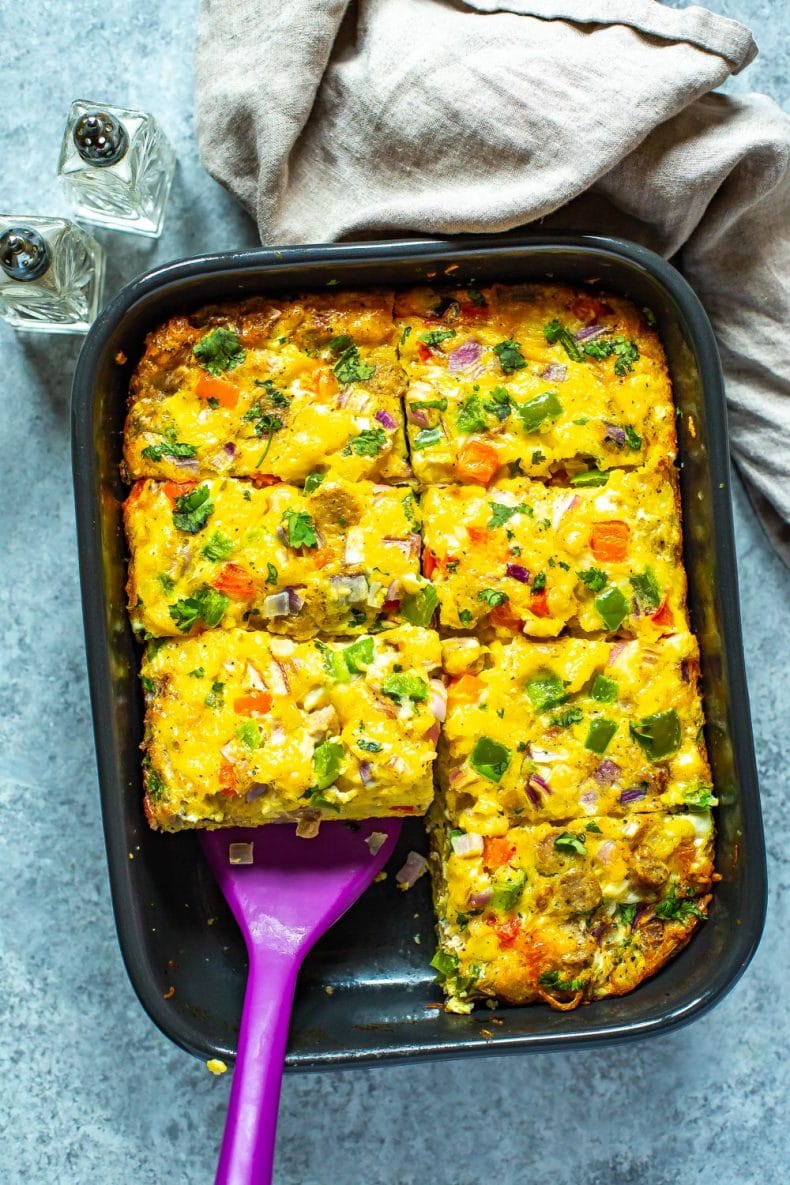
[[233, 692, 273, 715], [590, 520, 630, 563], [490, 600, 524, 632], [213, 563, 256, 600], [529, 590, 551, 618], [195, 374, 240, 408], [161, 480, 197, 503], [454, 440, 500, 485], [483, 836, 516, 870], [447, 673, 483, 706], [651, 600, 674, 628]]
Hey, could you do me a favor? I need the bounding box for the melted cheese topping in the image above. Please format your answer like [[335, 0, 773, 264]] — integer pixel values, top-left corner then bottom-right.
[[142, 626, 441, 830], [396, 283, 676, 484], [421, 466, 687, 636], [126, 478, 425, 639]]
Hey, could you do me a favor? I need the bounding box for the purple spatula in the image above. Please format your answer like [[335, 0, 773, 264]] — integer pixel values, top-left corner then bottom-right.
[[200, 819, 402, 1185]]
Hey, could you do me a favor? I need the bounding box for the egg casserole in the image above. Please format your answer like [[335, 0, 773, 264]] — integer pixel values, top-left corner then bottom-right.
[[123, 281, 714, 1011], [124, 290, 410, 485], [396, 283, 675, 486], [141, 625, 442, 830], [125, 477, 429, 639], [420, 466, 686, 637]]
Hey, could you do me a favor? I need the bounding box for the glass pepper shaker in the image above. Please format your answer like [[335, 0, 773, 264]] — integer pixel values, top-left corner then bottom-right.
[[0, 216, 104, 334], [58, 99, 176, 238]]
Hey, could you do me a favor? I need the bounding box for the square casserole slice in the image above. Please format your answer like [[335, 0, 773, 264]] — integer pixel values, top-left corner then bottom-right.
[[141, 625, 443, 830], [124, 291, 410, 485], [420, 465, 687, 637], [395, 283, 676, 486], [438, 631, 712, 830], [429, 810, 714, 1012], [125, 477, 431, 639]]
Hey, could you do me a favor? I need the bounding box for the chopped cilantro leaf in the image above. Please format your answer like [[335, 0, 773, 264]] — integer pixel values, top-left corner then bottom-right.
[[419, 328, 456, 346], [358, 739, 383, 753], [493, 339, 526, 374], [459, 609, 473, 626], [201, 531, 235, 562], [281, 509, 318, 549], [333, 343, 375, 384], [400, 325, 412, 346], [172, 485, 214, 534], [532, 571, 546, 593], [483, 386, 512, 421], [303, 470, 326, 494], [266, 562, 278, 585], [478, 588, 508, 607], [538, 970, 587, 992], [168, 585, 229, 632], [141, 429, 197, 463], [347, 427, 386, 456], [655, 885, 706, 923], [625, 425, 643, 450], [487, 502, 531, 529], [193, 328, 245, 375], [578, 567, 608, 592], [456, 393, 488, 434]]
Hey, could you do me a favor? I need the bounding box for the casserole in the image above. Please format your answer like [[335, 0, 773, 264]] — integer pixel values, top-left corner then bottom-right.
[[72, 235, 765, 1065]]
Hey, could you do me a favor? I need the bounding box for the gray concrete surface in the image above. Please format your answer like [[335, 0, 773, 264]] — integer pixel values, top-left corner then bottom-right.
[[1, 2, 787, 1182]]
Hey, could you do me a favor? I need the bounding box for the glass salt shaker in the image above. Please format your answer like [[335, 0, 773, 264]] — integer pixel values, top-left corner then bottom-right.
[[0, 217, 105, 334], [58, 99, 176, 237]]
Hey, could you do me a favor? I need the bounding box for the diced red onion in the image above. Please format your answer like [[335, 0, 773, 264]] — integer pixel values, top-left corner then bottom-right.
[[407, 407, 429, 427], [448, 766, 465, 784], [468, 888, 493, 909], [330, 574, 369, 604], [580, 788, 599, 808], [604, 422, 627, 447], [224, 442, 236, 457], [276, 526, 288, 546], [245, 784, 268, 803], [336, 389, 352, 408], [607, 641, 631, 666], [630, 904, 648, 931], [387, 754, 407, 774], [229, 842, 254, 865], [448, 341, 482, 371], [425, 721, 441, 744], [528, 773, 551, 796], [541, 363, 567, 383], [451, 832, 484, 857], [263, 591, 291, 618], [592, 759, 621, 787], [375, 409, 397, 431], [270, 661, 290, 695], [551, 493, 580, 530], [525, 783, 541, 807], [220, 744, 236, 762], [172, 455, 199, 471], [620, 784, 648, 804], [590, 921, 606, 944], [245, 662, 267, 690], [680, 660, 691, 683], [359, 760, 374, 786], [428, 678, 448, 722], [395, 850, 429, 889], [597, 839, 616, 864], [385, 579, 399, 600], [506, 563, 530, 584], [286, 587, 305, 614], [575, 324, 607, 342], [365, 831, 388, 855]]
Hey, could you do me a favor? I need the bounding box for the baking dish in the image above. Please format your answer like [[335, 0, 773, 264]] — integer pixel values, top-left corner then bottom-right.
[[71, 235, 766, 1066]]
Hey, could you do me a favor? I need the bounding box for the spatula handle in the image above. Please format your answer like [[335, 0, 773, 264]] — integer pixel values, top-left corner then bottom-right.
[[214, 949, 298, 1185]]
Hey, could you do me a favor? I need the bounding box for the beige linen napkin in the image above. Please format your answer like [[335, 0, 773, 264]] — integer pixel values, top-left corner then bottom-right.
[[195, 0, 790, 561]]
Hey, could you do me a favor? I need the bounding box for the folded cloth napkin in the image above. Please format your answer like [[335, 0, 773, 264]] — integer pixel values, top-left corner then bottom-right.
[[195, 0, 790, 562]]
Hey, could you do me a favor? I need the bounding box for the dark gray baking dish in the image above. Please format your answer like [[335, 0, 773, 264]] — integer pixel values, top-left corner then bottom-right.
[[71, 235, 766, 1067]]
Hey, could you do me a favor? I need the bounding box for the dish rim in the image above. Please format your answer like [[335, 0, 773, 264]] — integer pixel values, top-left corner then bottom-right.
[[71, 233, 766, 1066]]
